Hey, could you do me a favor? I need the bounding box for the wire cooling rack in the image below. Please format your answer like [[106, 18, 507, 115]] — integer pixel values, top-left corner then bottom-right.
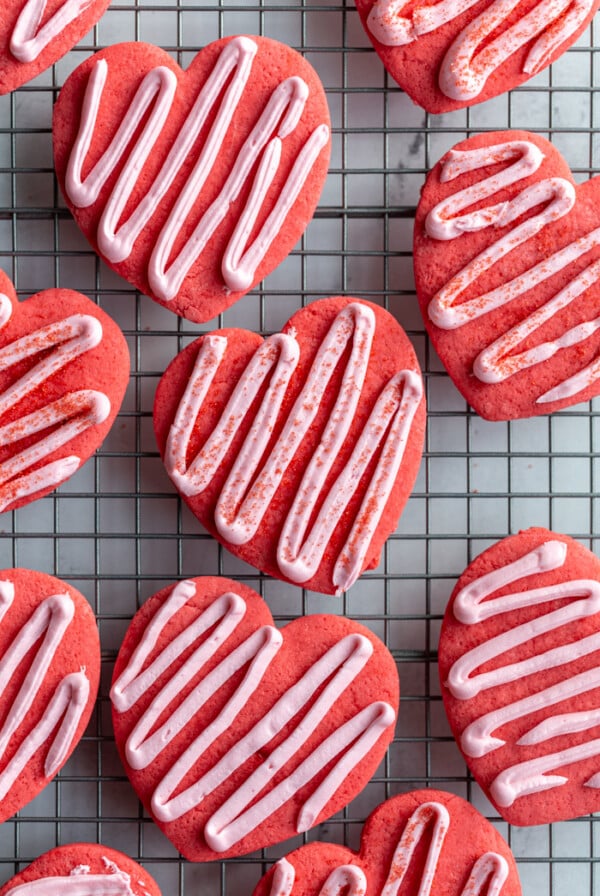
[[1, 1, 600, 894]]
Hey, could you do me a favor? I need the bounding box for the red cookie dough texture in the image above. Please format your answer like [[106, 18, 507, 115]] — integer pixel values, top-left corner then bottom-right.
[[354, 0, 600, 114], [0, 568, 100, 823], [0, 843, 161, 895], [153, 296, 426, 595], [252, 789, 522, 896], [414, 129, 600, 420], [439, 527, 600, 826], [110, 575, 399, 861], [52, 35, 331, 324], [0, 268, 129, 513], [0, 0, 111, 94]]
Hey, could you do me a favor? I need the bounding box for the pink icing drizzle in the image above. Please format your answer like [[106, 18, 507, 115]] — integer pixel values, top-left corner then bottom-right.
[[0, 312, 110, 512], [447, 539, 600, 807], [425, 138, 600, 405], [0, 580, 90, 802], [269, 803, 508, 896], [164, 302, 423, 592], [10, 0, 95, 64], [4, 857, 144, 895], [110, 580, 395, 853], [65, 36, 330, 301], [366, 0, 594, 101]]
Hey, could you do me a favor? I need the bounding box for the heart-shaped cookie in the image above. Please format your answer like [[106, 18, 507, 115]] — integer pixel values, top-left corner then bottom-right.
[[0, 843, 161, 895], [0, 568, 100, 823], [438, 528, 600, 826], [153, 297, 425, 595], [1, 0, 111, 94], [414, 130, 600, 420], [0, 269, 129, 512], [110, 576, 399, 861], [354, 0, 599, 114], [252, 789, 522, 896], [52, 36, 331, 324]]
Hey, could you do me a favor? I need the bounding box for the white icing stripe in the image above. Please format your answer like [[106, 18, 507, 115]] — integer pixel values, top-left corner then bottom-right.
[[425, 138, 600, 405], [10, 0, 95, 64], [165, 303, 423, 592], [0, 582, 90, 801], [0, 312, 109, 512], [269, 805, 508, 896], [110, 580, 395, 853], [447, 539, 600, 807], [65, 37, 330, 301], [366, 0, 594, 101], [5, 861, 139, 895]]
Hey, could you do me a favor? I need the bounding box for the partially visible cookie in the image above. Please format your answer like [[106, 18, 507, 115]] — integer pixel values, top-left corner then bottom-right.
[[252, 789, 522, 896], [0, 843, 161, 895], [111, 576, 399, 861], [0, 568, 100, 823], [153, 297, 425, 595], [354, 0, 600, 113], [53, 35, 331, 323], [1, 0, 111, 94], [414, 130, 600, 419], [439, 528, 600, 826], [0, 269, 130, 513]]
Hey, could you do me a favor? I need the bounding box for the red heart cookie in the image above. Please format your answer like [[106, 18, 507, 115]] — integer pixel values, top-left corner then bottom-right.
[[52, 36, 331, 324], [110, 576, 399, 861], [0, 0, 111, 94], [0, 568, 99, 823], [0, 843, 161, 896], [0, 270, 129, 512], [438, 528, 600, 826], [252, 789, 522, 896], [414, 130, 600, 420], [153, 297, 425, 595], [354, 0, 599, 114]]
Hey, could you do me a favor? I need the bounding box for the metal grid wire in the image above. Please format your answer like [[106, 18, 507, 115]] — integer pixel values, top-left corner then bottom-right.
[[0, 1, 600, 893]]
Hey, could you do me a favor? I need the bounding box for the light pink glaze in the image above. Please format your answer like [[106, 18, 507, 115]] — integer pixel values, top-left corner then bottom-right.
[[269, 802, 508, 896], [366, 0, 593, 101], [447, 539, 600, 807], [0, 580, 91, 802], [164, 302, 423, 592], [65, 37, 330, 301], [10, 0, 95, 64], [4, 856, 146, 895], [110, 580, 396, 852], [0, 311, 110, 511], [425, 138, 600, 405]]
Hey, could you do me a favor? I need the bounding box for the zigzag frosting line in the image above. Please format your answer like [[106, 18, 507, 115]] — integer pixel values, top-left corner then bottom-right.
[[0, 312, 110, 512], [10, 0, 96, 64], [367, 0, 594, 101], [4, 858, 144, 896], [425, 137, 600, 404], [268, 803, 508, 896], [65, 36, 329, 300], [447, 539, 600, 807], [110, 580, 395, 853], [0, 580, 90, 802], [165, 302, 423, 592]]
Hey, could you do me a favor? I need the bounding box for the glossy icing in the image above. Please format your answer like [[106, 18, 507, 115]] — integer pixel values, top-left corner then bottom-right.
[[164, 302, 423, 592], [0, 311, 110, 512], [110, 580, 396, 853], [4, 857, 141, 895], [268, 802, 509, 896], [65, 36, 330, 301], [10, 0, 95, 64], [447, 539, 600, 807], [0, 580, 90, 803], [425, 138, 600, 405], [366, 0, 594, 101]]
